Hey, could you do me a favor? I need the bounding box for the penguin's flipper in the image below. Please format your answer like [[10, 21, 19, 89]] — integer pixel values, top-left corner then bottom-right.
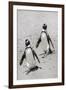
[[32, 49, 40, 63], [48, 34, 54, 49], [20, 51, 26, 65], [36, 36, 41, 48]]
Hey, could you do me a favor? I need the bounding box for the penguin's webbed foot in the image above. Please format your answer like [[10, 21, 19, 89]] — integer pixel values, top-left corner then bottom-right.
[[26, 70, 31, 75], [25, 66, 42, 75], [47, 49, 55, 55]]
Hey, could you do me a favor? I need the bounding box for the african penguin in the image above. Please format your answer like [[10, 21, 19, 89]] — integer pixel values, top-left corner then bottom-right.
[[20, 39, 41, 74], [36, 24, 55, 55]]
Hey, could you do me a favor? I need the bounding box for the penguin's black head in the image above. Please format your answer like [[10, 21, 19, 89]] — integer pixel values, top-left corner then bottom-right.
[[25, 39, 30, 47], [42, 24, 47, 30]]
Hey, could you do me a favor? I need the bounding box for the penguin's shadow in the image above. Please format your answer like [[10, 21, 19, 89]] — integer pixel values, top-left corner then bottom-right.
[[25, 66, 42, 75], [39, 50, 55, 58]]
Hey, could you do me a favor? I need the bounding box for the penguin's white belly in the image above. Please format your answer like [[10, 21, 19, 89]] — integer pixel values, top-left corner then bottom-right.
[[26, 48, 36, 68], [42, 32, 46, 38], [26, 48, 31, 54], [41, 32, 48, 50]]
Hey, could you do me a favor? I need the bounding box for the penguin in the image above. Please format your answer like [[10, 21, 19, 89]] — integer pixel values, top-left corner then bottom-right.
[[20, 39, 41, 74], [36, 24, 55, 55]]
